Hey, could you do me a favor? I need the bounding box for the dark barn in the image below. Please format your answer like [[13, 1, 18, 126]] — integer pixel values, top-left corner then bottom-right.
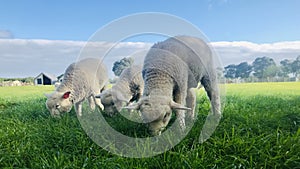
[[34, 73, 57, 85]]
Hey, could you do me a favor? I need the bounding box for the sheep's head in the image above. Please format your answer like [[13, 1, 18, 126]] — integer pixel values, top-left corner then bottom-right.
[[96, 89, 128, 116], [45, 91, 73, 117], [124, 96, 190, 136]]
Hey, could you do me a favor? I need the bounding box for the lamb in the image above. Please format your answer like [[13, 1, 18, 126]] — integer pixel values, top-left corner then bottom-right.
[[96, 65, 144, 116], [45, 58, 108, 117], [124, 36, 221, 135]]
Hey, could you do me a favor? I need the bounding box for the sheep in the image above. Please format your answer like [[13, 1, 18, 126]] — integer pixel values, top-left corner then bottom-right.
[[124, 36, 221, 135], [45, 58, 108, 117], [96, 65, 144, 116]]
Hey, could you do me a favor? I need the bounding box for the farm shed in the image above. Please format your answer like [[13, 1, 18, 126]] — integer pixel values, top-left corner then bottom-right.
[[57, 74, 64, 83], [34, 72, 57, 85]]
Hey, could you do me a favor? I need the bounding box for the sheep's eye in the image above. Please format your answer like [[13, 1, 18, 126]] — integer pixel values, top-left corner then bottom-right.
[[163, 113, 167, 119], [56, 104, 60, 109], [163, 113, 170, 122]]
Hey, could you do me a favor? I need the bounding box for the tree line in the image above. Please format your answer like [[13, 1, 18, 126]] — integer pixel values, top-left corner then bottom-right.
[[112, 55, 300, 83], [224, 56, 300, 82], [0, 77, 34, 83]]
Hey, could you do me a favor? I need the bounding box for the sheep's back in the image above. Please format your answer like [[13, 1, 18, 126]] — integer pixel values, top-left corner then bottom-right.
[[113, 65, 143, 100], [119, 65, 143, 87], [75, 58, 108, 85], [58, 58, 108, 93], [144, 36, 213, 88]]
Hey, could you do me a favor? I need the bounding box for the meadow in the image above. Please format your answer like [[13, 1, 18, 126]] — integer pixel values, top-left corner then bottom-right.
[[0, 82, 299, 168]]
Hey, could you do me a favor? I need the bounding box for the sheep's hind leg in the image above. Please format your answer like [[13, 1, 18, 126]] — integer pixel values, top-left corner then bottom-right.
[[199, 75, 221, 143], [201, 75, 221, 117]]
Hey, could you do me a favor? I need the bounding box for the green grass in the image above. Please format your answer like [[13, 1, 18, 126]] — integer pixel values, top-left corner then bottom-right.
[[0, 82, 299, 168], [225, 82, 300, 96]]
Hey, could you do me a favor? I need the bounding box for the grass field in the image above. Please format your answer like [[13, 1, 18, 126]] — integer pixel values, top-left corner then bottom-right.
[[0, 82, 299, 168]]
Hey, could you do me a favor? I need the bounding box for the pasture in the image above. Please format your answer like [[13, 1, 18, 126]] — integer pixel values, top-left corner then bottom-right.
[[0, 82, 299, 168]]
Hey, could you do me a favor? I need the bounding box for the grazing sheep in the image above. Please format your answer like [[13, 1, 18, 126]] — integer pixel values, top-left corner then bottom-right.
[[125, 36, 221, 135], [96, 65, 144, 116], [45, 58, 108, 117]]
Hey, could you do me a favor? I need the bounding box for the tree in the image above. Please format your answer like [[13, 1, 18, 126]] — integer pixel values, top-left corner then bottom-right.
[[224, 62, 252, 79], [252, 56, 276, 79], [235, 62, 252, 78], [224, 64, 237, 78], [280, 59, 293, 77], [22, 77, 34, 83], [291, 55, 300, 78], [112, 57, 134, 76], [263, 65, 279, 79]]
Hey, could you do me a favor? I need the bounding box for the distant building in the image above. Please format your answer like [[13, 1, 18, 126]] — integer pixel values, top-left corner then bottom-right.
[[34, 72, 57, 85], [57, 74, 64, 83], [54, 74, 64, 88]]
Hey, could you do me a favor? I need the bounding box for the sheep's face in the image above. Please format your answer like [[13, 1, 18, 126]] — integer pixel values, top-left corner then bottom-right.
[[140, 98, 172, 135], [124, 96, 191, 136], [98, 89, 128, 116], [45, 91, 73, 117], [99, 90, 115, 115], [111, 90, 128, 111]]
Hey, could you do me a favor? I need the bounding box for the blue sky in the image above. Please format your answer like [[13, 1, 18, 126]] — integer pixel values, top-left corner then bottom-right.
[[1, 0, 300, 78], [1, 0, 299, 42]]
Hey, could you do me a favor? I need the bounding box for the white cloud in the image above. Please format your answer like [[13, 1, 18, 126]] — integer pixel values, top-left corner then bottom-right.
[[0, 39, 152, 78], [0, 38, 299, 78], [211, 41, 300, 66]]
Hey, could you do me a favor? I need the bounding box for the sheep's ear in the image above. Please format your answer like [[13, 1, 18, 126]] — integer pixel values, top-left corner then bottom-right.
[[170, 101, 191, 111], [123, 96, 148, 110], [62, 91, 71, 99], [95, 93, 104, 99], [122, 102, 140, 110], [96, 90, 111, 99], [44, 93, 52, 98]]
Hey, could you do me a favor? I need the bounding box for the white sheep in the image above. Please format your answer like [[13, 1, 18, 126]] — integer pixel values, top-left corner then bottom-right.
[[125, 36, 221, 135], [45, 58, 108, 117], [96, 65, 144, 116]]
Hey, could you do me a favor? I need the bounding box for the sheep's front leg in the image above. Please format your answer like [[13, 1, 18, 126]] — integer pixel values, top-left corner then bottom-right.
[[94, 95, 104, 110], [88, 95, 96, 110], [75, 102, 83, 116], [186, 88, 196, 120], [93, 88, 104, 110], [176, 110, 186, 131], [174, 91, 187, 131]]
